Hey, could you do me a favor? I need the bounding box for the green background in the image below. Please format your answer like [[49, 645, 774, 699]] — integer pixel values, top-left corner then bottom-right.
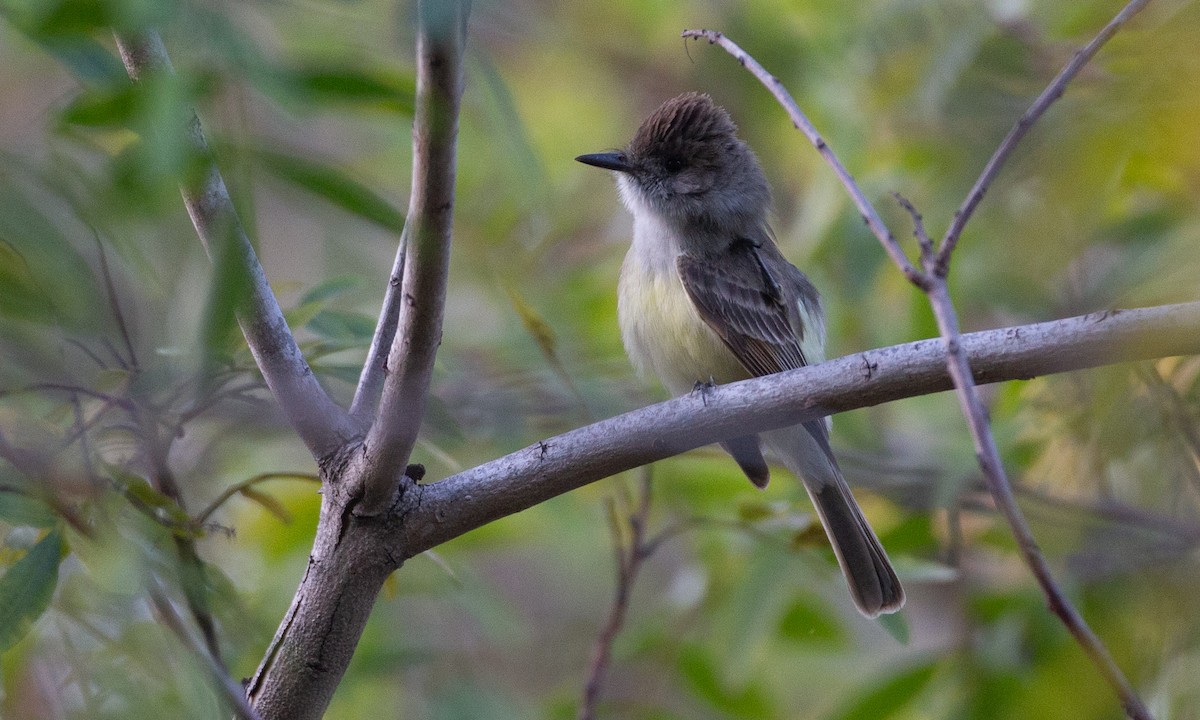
[[1, 0, 1199, 718]]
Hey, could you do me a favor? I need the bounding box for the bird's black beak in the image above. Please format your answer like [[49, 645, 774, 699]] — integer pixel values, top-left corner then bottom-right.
[[575, 152, 632, 173]]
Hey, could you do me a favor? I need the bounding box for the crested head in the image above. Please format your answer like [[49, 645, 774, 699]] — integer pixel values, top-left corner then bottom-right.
[[627, 92, 739, 163], [577, 93, 770, 230]]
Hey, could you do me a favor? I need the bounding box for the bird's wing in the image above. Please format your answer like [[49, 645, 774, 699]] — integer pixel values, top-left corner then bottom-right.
[[678, 240, 835, 476], [676, 240, 810, 376]]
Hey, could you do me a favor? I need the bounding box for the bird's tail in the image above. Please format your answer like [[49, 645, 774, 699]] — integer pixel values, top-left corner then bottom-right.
[[762, 423, 904, 617]]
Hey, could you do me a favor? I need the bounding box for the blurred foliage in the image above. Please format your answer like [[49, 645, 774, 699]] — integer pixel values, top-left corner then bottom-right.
[[1, 0, 1199, 718]]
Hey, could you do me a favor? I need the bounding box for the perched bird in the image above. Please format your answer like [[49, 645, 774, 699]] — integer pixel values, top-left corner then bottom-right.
[[577, 92, 903, 616]]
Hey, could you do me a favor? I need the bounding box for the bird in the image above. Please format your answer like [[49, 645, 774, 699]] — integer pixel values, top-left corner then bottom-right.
[[576, 92, 903, 616]]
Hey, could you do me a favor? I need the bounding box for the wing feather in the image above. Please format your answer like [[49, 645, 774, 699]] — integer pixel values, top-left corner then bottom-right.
[[676, 242, 809, 377]]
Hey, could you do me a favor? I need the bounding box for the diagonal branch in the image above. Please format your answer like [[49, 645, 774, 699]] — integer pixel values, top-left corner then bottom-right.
[[935, 0, 1154, 273], [357, 0, 469, 514], [147, 584, 261, 720], [349, 226, 406, 424], [112, 30, 359, 461], [681, 28, 929, 290]]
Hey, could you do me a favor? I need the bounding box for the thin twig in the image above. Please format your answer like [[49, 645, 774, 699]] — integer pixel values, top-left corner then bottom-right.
[[92, 227, 139, 371], [350, 226, 407, 424], [924, 279, 1150, 720], [681, 29, 929, 291], [579, 470, 653, 720], [195, 472, 321, 526], [1134, 364, 1200, 496], [111, 30, 359, 460], [69, 393, 102, 490], [935, 0, 1154, 274], [0, 382, 134, 409], [133, 407, 226, 671], [358, 0, 469, 514], [147, 584, 261, 720]]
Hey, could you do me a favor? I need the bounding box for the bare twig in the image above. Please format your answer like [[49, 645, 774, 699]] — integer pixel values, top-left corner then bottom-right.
[[357, 0, 469, 514], [147, 584, 262, 720], [1135, 364, 1200, 495], [349, 227, 406, 424], [92, 228, 138, 371], [195, 471, 321, 526], [111, 30, 360, 461], [935, 0, 1154, 274], [134, 408, 225, 671], [579, 470, 653, 720], [681, 28, 929, 291]]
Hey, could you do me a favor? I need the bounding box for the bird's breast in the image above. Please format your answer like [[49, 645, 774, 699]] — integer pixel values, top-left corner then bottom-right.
[[617, 250, 748, 395]]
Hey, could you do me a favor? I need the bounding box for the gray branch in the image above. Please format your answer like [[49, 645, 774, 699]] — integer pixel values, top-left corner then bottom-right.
[[395, 302, 1200, 555], [113, 30, 360, 461], [357, 0, 469, 514]]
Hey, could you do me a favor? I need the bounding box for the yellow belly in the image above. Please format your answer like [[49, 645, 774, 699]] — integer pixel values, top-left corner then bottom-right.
[[617, 256, 749, 395]]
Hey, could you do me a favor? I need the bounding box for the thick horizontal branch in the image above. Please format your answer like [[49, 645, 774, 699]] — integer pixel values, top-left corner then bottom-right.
[[396, 301, 1200, 555]]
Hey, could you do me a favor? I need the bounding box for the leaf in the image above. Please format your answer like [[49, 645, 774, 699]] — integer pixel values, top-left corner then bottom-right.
[[878, 610, 911, 645], [111, 470, 197, 537], [678, 644, 774, 718], [285, 64, 415, 114], [311, 364, 363, 385], [59, 82, 138, 127], [0, 492, 57, 529], [199, 226, 253, 366], [0, 181, 105, 328], [256, 150, 405, 232], [777, 592, 846, 648], [40, 36, 127, 86], [0, 530, 64, 654], [300, 275, 362, 306], [307, 309, 376, 343], [833, 661, 938, 720], [505, 285, 557, 358]]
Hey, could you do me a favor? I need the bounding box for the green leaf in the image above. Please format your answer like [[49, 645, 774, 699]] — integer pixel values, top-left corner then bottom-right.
[[112, 470, 197, 537], [877, 610, 910, 645], [0, 530, 64, 654], [307, 309, 376, 343], [678, 644, 774, 718], [60, 82, 138, 127], [285, 64, 415, 114], [0, 492, 57, 529], [312, 364, 363, 385], [300, 275, 362, 306], [777, 592, 846, 648], [199, 223, 253, 366], [0, 181, 105, 328], [833, 661, 938, 720], [40, 37, 127, 86], [256, 150, 405, 232]]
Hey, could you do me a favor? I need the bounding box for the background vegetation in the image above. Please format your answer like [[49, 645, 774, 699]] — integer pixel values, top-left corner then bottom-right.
[[1, 0, 1199, 718]]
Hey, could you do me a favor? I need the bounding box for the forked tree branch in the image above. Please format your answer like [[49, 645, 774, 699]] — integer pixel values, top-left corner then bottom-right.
[[685, 3, 1156, 716], [357, 0, 469, 514], [113, 30, 359, 461]]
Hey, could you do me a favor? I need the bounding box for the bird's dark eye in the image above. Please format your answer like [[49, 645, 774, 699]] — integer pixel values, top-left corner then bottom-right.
[[663, 156, 685, 173]]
